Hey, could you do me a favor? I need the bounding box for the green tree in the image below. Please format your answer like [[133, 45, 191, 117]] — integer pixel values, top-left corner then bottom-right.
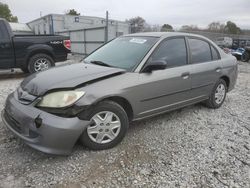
[[66, 9, 80, 16], [127, 16, 146, 33], [161, 24, 173, 31], [224, 21, 241, 34], [0, 2, 18, 22]]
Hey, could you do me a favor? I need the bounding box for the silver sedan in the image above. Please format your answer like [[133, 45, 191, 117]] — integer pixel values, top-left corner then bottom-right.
[[2, 32, 238, 155]]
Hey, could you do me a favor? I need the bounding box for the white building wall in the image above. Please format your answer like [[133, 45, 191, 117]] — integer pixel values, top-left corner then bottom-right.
[[54, 15, 67, 30], [27, 14, 130, 54], [28, 14, 130, 36]]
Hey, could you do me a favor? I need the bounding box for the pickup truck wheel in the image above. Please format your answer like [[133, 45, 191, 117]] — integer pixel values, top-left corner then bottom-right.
[[80, 101, 129, 150], [28, 54, 55, 73], [204, 79, 227, 109]]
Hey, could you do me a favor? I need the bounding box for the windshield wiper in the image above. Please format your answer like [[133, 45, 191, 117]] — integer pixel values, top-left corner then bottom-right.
[[90, 60, 112, 67], [79, 57, 85, 62]]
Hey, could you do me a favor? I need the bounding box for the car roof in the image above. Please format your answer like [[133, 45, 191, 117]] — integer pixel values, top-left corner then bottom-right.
[[124, 32, 208, 39]]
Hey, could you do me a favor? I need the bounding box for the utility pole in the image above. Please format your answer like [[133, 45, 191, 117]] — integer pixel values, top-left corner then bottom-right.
[[105, 11, 109, 42]]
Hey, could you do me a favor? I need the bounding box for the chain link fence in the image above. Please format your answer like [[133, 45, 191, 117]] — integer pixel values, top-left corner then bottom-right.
[[56, 26, 106, 55], [179, 30, 250, 48]]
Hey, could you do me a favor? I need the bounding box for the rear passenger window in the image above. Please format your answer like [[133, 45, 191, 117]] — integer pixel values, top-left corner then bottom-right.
[[211, 45, 220, 60], [188, 38, 212, 63], [151, 38, 187, 68]]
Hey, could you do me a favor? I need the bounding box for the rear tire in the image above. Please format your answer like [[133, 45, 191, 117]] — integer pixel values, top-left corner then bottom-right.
[[205, 79, 227, 109], [241, 51, 250, 62], [80, 101, 129, 150], [28, 53, 55, 73]]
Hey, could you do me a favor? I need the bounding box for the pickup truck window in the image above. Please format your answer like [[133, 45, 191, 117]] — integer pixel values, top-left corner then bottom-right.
[[0, 28, 3, 38], [0, 23, 8, 39]]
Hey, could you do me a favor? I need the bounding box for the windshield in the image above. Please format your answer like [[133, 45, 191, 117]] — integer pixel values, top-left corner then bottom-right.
[[84, 36, 159, 71]]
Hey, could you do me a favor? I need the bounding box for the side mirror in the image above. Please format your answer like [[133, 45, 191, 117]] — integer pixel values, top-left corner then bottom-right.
[[142, 60, 167, 73]]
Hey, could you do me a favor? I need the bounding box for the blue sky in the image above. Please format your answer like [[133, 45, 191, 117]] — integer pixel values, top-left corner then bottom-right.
[[2, 0, 250, 29]]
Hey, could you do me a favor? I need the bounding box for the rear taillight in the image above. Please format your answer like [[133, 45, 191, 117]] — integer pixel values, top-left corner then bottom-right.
[[63, 40, 71, 50]]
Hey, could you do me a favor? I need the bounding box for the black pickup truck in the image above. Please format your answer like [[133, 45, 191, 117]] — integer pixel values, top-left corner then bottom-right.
[[0, 18, 71, 73]]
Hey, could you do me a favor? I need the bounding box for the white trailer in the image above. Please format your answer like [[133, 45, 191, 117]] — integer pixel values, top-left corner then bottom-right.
[[215, 37, 233, 48]]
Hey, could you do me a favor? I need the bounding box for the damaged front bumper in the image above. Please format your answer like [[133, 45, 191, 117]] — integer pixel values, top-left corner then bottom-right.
[[1, 93, 90, 155]]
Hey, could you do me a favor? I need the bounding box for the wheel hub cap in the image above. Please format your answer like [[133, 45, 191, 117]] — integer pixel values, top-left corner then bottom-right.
[[87, 111, 121, 144], [215, 84, 226, 104], [34, 59, 50, 72]]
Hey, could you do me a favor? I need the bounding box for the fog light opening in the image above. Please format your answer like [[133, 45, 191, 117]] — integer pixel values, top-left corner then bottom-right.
[[35, 115, 43, 128]]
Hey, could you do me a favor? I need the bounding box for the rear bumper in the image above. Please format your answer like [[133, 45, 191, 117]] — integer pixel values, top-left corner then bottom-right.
[[228, 63, 238, 92], [54, 53, 70, 63], [1, 93, 90, 155]]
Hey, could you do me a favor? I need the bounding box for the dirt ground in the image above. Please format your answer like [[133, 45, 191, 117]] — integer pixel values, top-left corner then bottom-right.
[[0, 60, 249, 188]]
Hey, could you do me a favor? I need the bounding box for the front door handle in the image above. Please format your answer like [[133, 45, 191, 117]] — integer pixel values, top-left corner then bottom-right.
[[181, 72, 190, 79]]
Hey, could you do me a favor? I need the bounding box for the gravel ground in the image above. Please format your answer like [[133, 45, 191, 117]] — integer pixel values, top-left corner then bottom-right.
[[0, 60, 249, 188]]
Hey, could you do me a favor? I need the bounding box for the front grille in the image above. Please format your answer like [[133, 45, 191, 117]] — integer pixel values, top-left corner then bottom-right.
[[17, 87, 37, 105], [4, 110, 22, 133]]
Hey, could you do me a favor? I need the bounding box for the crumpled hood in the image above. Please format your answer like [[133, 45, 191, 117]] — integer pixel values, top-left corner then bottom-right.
[[21, 63, 125, 96]]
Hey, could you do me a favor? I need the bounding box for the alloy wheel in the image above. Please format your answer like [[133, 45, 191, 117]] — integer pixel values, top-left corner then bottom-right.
[[215, 83, 226, 105], [87, 111, 121, 144], [34, 58, 51, 72]]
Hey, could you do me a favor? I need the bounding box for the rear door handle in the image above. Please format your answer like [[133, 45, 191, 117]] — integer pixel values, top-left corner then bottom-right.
[[181, 72, 190, 79], [215, 67, 222, 73]]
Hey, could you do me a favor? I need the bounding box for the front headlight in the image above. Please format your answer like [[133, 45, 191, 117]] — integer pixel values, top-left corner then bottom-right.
[[37, 91, 85, 108]]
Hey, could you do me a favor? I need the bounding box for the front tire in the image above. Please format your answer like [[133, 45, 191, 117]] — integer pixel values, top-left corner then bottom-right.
[[205, 79, 227, 109], [28, 53, 55, 73], [80, 101, 129, 150]]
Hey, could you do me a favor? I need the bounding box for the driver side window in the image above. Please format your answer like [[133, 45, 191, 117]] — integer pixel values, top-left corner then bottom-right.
[[151, 38, 188, 68]]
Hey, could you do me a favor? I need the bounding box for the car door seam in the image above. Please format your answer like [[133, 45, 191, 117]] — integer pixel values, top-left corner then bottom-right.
[[140, 88, 191, 102], [191, 82, 214, 90], [139, 95, 207, 115]]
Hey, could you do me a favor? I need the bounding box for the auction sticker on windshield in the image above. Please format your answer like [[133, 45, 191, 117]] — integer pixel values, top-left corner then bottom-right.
[[129, 38, 147, 44]]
